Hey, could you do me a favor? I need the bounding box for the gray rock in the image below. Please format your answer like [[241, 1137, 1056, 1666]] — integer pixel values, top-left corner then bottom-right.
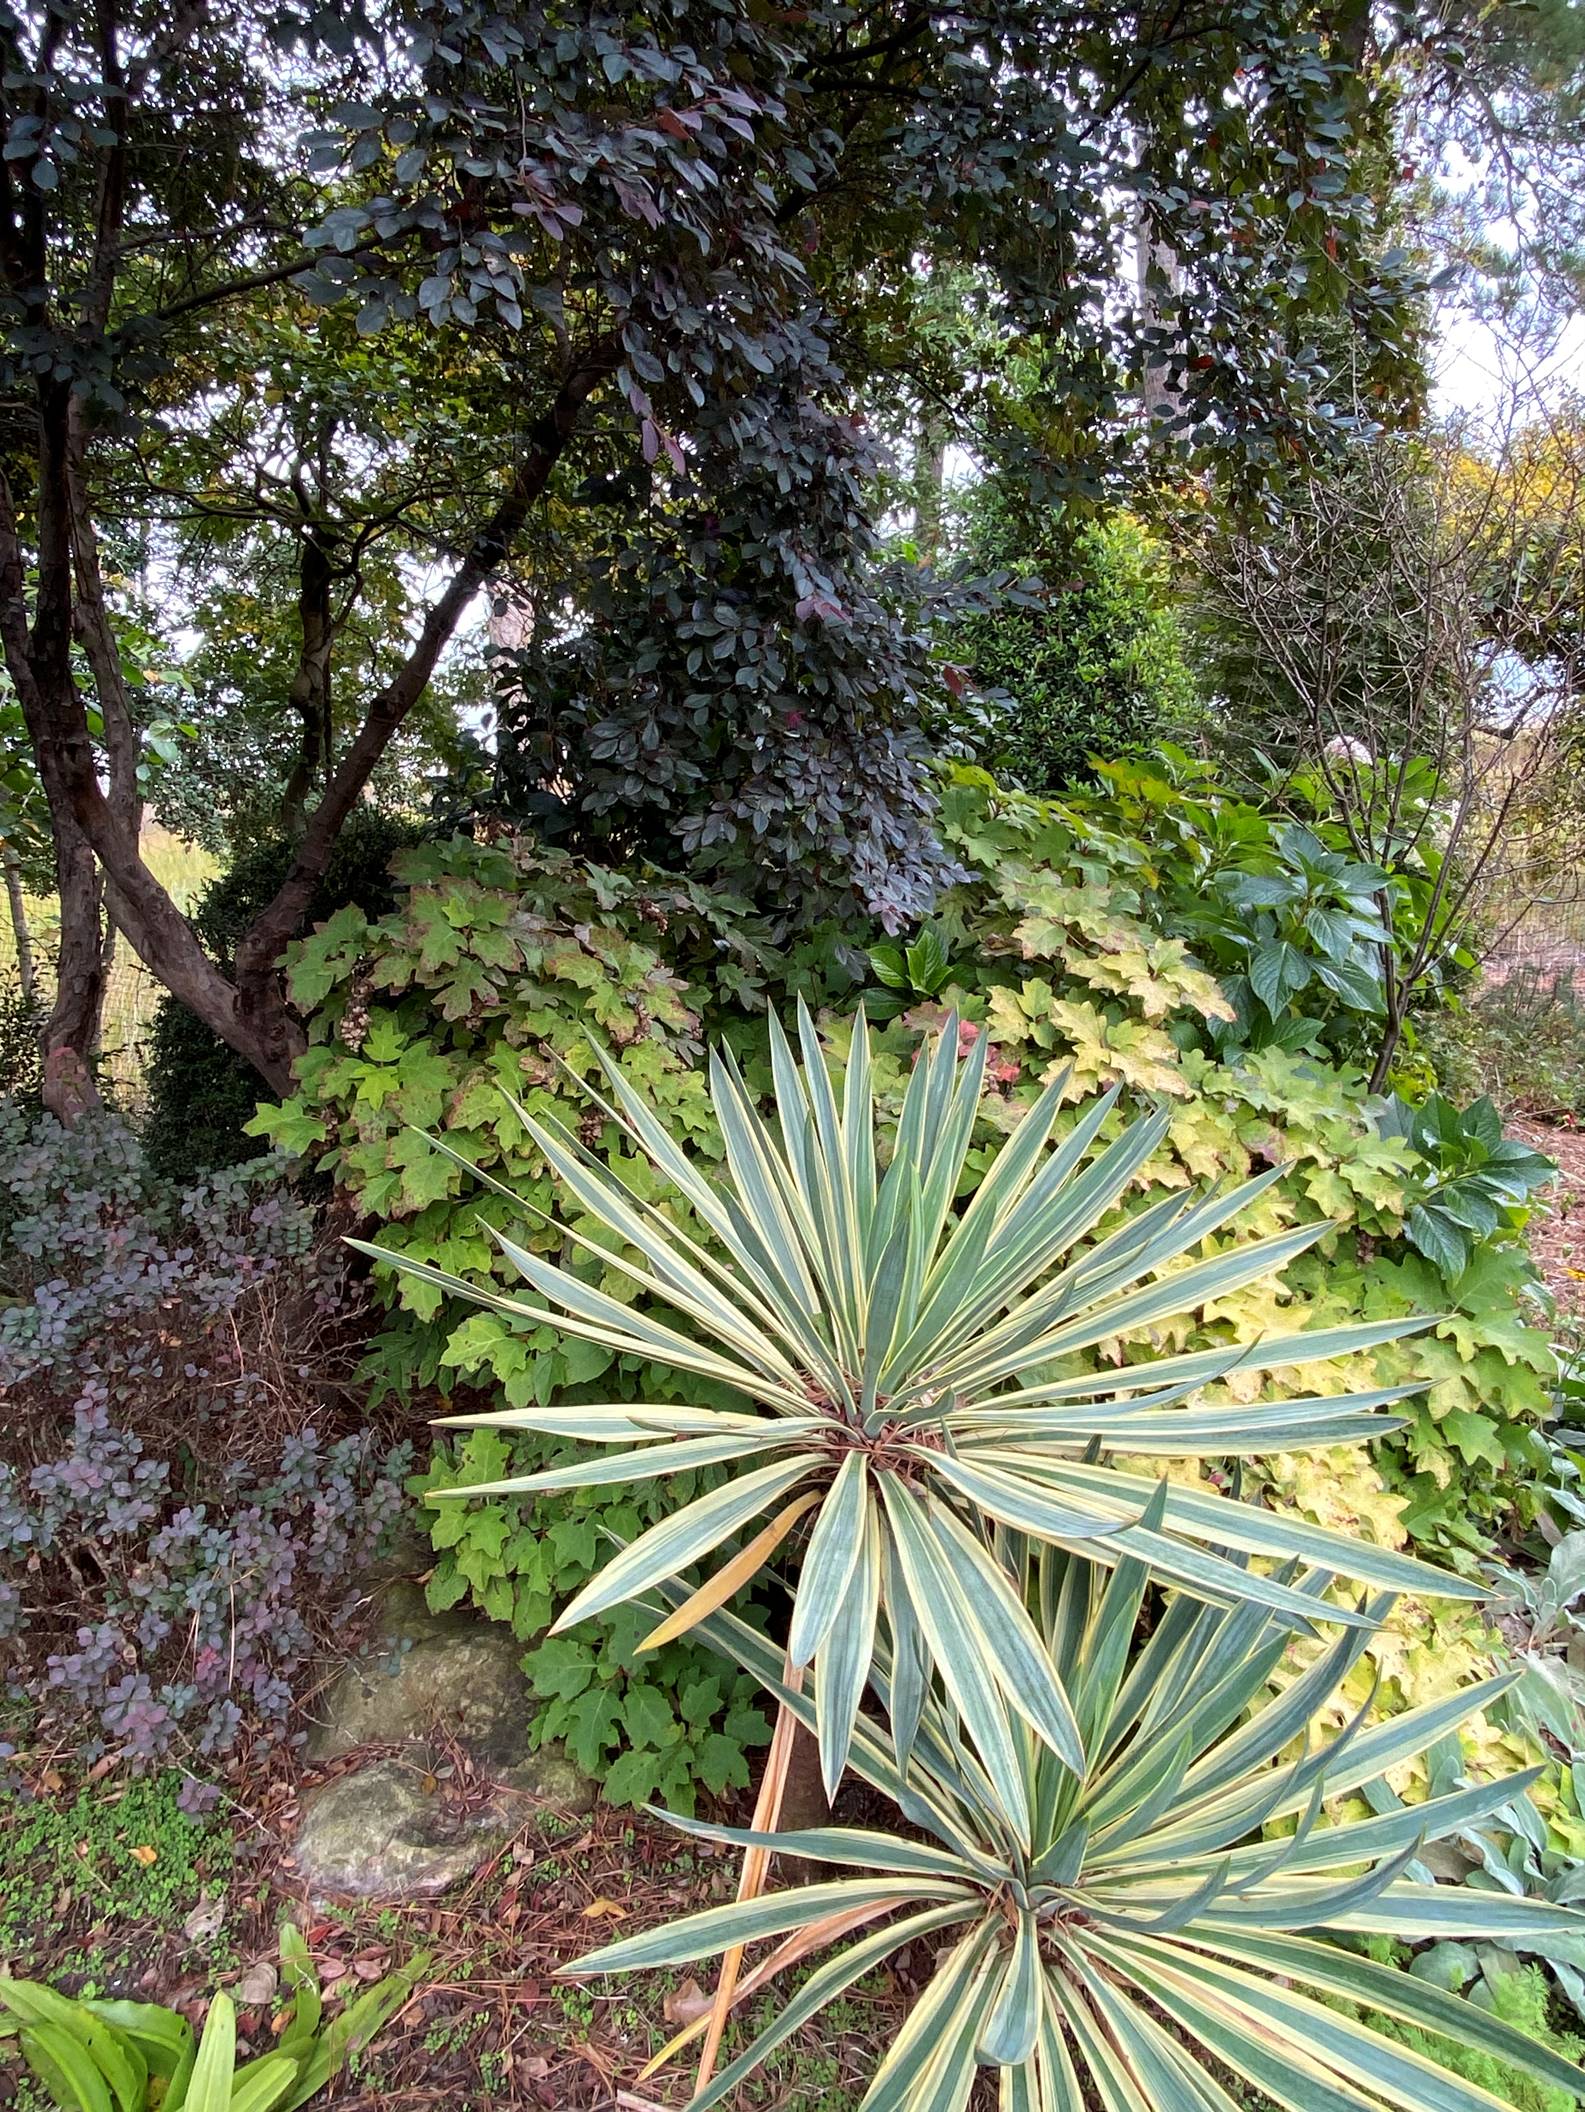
[[292, 1576, 595, 1901], [305, 1579, 537, 1772], [292, 1760, 514, 1900]]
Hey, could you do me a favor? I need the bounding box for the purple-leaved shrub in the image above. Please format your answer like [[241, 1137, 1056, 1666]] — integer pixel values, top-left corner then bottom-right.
[[0, 1101, 410, 1780]]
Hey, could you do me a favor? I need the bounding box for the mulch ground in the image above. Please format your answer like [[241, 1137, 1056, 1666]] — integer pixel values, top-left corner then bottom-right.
[[1509, 1116, 1585, 1322], [0, 1739, 913, 2112]]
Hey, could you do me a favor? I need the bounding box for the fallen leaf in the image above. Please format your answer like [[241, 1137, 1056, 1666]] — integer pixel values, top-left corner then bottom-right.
[[236, 1962, 278, 2007], [182, 1893, 228, 1944], [352, 1953, 391, 1981], [581, 1899, 628, 1921], [128, 1845, 159, 1867], [662, 1977, 711, 2027]]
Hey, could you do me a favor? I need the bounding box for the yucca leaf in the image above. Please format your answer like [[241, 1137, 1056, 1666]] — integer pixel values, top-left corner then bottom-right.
[[879, 1478, 1034, 1847], [1117, 1936, 1536, 2112], [1104, 1943, 1380, 2112], [1079, 1970, 1243, 2112], [816, 1499, 882, 1793], [1220, 1771, 1542, 1880], [441, 1425, 816, 1497], [882, 1533, 928, 1783], [1043, 1953, 1158, 2112], [923, 1499, 1085, 1771], [550, 1455, 816, 1632], [636, 1490, 823, 1651], [1310, 1881, 1585, 1941], [647, 1812, 975, 1880], [789, 1454, 869, 1668], [567, 1878, 971, 1974], [858, 1922, 999, 2112], [687, 1901, 976, 2112], [1004, 1317, 1437, 1407], [1031, 1459, 1482, 1602], [979, 1909, 1043, 2066], [1184, 1928, 1585, 2101], [433, 1403, 773, 1440]]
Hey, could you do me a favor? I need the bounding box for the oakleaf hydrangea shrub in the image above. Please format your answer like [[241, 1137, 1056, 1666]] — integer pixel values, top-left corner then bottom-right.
[[0, 1101, 410, 1780]]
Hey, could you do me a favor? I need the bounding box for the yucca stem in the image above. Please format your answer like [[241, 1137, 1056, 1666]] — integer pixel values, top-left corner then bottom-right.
[[695, 1654, 804, 2094]]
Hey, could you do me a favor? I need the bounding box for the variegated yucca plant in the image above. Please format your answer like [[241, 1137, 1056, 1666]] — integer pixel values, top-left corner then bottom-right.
[[570, 1545, 1585, 2112], [364, 1004, 1475, 1803], [367, 1004, 1583, 2108]]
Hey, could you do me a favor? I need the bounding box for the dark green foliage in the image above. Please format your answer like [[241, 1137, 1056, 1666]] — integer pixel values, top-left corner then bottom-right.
[[0, 972, 42, 1107], [955, 507, 1197, 790], [143, 809, 421, 1180], [1378, 1092, 1558, 1278]]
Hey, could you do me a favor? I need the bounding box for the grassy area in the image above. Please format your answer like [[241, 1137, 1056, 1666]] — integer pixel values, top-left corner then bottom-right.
[[1, 824, 214, 1100]]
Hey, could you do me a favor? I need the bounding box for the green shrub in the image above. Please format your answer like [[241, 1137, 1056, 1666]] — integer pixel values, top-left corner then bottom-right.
[[954, 507, 1198, 789], [1432, 966, 1585, 1120], [247, 835, 828, 1798], [1063, 745, 1478, 1074], [254, 778, 1557, 1575], [142, 807, 421, 1180], [249, 773, 1562, 1828]]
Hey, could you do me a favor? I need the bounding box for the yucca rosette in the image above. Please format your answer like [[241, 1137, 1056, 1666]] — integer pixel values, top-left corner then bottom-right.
[[360, 1004, 1474, 1816]]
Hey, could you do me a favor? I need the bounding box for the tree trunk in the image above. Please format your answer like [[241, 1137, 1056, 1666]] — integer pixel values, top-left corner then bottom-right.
[[912, 409, 949, 564], [278, 528, 337, 840], [3, 842, 37, 1010], [41, 808, 105, 1120], [4, 346, 618, 1100]]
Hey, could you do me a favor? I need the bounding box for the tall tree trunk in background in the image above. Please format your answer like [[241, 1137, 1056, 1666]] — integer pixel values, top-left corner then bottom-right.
[[912, 408, 949, 564], [1134, 189, 1182, 426], [3, 843, 37, 1010]]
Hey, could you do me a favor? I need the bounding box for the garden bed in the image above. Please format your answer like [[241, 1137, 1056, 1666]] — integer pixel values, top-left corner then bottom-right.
[[0, 1754, 900, 2111]]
